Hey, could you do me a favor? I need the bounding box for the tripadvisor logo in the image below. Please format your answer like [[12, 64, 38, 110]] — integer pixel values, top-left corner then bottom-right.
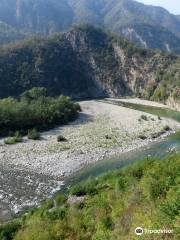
[[134, 227, 173, 236], [135, 227, 143, 236]]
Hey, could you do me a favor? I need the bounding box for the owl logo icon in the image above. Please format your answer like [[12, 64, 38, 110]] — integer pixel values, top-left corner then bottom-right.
[[135, 227, 144, 236]]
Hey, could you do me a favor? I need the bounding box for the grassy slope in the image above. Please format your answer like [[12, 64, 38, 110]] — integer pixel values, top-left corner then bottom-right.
[[1, 154, 179, 240]]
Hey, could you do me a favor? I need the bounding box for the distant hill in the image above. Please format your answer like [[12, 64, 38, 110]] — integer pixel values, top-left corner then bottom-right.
[[0, 21, 25, 45], [0, 0, 73, 35], [119, 23, 180, 53], [0, 0, 179, 52], [0, 25, 179, 108]]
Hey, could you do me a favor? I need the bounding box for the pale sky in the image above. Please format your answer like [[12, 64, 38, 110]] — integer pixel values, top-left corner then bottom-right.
[[136, 0, 180, 14]]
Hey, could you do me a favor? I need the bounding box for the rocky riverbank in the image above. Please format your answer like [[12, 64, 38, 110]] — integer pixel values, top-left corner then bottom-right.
[[1, 100, 179, 178]]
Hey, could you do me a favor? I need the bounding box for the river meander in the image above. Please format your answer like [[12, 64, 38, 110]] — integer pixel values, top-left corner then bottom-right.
[[0, 100, 179, 222], [64, 100, 180, 188]]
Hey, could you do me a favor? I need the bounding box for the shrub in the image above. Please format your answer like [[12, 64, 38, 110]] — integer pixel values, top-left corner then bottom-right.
[[159, 189, 180, 219], [101, 216, 113, 230], [116, 176, 126, 191], [46, 207, 67, 221], [14, 131, 22, 142], [21, 87, 47, 102], [105, 134, 112, 140], [151, 130, 165, 139], [74, 103, 82, 112], [132, 166, 144, 179], [75, 201, 85, 210], [28, 128, 40, 140], [42, 199, 54, 211], [0, 221, 21, 240], [140, 115, 148, 121], [57, 135, 67, 142], [163, 125, 171, 131], [70, 179, 98, 196], [149, 179, 167, 200], [4, 131, 22, 144], [55, 194, 67, 207], [4, 137, 17, 145], [138, 135, 147, 140]]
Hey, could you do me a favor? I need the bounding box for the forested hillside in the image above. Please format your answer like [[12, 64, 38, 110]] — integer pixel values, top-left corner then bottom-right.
[[0, 25, 179, 107]]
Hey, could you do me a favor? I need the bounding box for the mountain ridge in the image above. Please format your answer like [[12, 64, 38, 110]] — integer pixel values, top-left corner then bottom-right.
[[0, 0, 179, 52]]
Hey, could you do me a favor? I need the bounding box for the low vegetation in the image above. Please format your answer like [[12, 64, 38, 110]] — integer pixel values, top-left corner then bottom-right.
[[1, 154, 179, 240], [4, 131, 22, 145], [163, 125, 171, 131], [0, 87, 81, 137], [140, 114, 148, 121], [138, 134, 147, 140], [27, 129, 40, 140], [57, 135, 67, 142]]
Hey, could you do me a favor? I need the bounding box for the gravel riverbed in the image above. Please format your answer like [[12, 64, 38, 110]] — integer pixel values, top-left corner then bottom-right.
[[1, 100, 179, 177]]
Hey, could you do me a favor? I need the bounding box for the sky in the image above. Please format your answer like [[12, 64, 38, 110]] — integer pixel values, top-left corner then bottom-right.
[[136, 0, 180, 14]]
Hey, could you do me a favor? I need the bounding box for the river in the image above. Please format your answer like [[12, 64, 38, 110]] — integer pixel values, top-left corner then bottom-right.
[[0, 100, 179, 221], [63, 100, 180, 187]]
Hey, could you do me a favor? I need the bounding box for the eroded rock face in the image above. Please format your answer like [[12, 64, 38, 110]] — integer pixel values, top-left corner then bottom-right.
[[120, 24, 180, 53], [62, 26, 174, 100]]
